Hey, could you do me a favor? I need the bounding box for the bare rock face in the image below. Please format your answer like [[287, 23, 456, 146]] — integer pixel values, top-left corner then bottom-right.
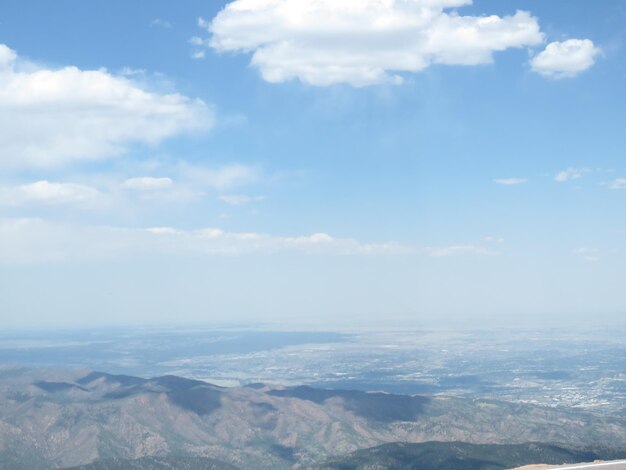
[[1, 367, 626, 469]]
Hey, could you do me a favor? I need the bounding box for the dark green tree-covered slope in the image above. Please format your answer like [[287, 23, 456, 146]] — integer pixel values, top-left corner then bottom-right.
[[318, 441, 626, 470]]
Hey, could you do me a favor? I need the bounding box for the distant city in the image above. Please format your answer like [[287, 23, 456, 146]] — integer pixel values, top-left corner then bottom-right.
[[2, 325, 625, 414]]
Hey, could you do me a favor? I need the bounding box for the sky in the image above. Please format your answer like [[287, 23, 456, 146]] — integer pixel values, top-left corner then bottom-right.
[[0, 0, 625, 329]]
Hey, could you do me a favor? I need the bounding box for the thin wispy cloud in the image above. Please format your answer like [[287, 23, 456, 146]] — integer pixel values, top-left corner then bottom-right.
[[574, 247, 600, 262], [494, 178, 527, 186], [181, 164, 259, 191], [554, 167, 591, 182], [121, 177, 174, 191], [189, 36, 208, 59], [150, 19, 172, 29], [608, 178, 626, 190], [219, 194, 265, 206], [425, 245, 499, 257]]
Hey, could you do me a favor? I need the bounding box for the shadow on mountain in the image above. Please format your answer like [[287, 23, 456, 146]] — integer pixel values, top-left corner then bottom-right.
[[166, 386, 223, 415], [149, 375, 212, 391], [34, 381, 88, 393], [77, 372, 147, 387], [91, 373, 224, 416], [268, 386, 430, 422], [244, 383, 266, 389]]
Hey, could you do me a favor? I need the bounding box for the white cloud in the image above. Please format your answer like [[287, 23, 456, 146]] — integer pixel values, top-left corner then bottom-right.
[[494, 178, 527, 186], [181, 163, 259, 191], [425, 245, 498, 257], [118, 165, 260, 201], [0, 45, 17, 66], [150, 19, 172, 29], [484, 236, 504, 244], [203, 0, 544, 86], [554, 167, 590, 182], [121, 177, 174, 190], [189, 37, 209, 59], [574, 247, 598, 255], [0, 180, 99, 206], [608, 178, 626, 190], [189, 36, 207, 47], [531, 39, 601, 79], [0, 164, 260, 209], [219, 194, 264, 205], [0, 44, 213, 168], [0, 218, 412, 263], [574, 247, 600, 262]]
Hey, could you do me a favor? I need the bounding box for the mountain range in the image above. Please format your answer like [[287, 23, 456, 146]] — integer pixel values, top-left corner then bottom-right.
[[1, 366, 625, 469]]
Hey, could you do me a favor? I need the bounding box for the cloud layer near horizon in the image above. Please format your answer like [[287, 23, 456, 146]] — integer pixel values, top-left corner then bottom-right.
[[0, 218, 411, 263], [0, 217, 503, 264]]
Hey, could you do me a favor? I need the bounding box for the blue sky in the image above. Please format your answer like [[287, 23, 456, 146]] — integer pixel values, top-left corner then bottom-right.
[[0, 0, 625, 328]]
